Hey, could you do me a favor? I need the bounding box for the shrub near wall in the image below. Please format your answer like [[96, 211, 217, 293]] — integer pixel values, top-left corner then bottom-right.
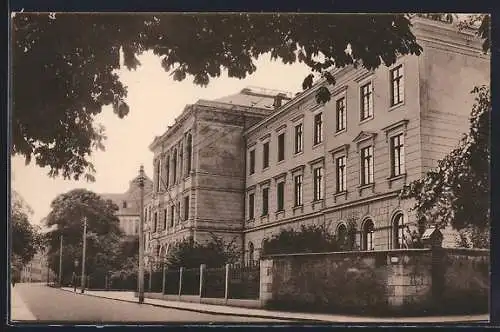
[[268, 251, 389, 315]]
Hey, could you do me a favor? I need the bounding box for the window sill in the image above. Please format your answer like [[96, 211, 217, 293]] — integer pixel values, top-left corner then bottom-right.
[[275, 210, 285, 218], [389, 101, 405, 112], [277, 159, 285, 166], [333, 191, 348, 203], [294, 150, 304, 157], [387, 173, 407, 189], [312, 142, 324, 150], [359, 116, 374, 125], [334, 129, 346, 136], [293, 205, 304, 215], [358, 183, 375, 195], [262, 166, 270, 172], [260, 214, 269, 223]]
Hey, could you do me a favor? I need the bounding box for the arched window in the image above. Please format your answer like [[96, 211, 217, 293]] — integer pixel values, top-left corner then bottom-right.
[[186, 133, 193, 173], [362, 219, 375, 251], [336, 223, 348, 248], [248, 242, 254, 264], [392, 213, 405, 249]]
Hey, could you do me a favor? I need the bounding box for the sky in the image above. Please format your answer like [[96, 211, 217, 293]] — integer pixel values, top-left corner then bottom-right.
[[11, 51, 311, 225]]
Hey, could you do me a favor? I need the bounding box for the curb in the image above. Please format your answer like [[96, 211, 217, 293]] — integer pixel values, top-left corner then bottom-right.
[[57, 288, 319, 322]]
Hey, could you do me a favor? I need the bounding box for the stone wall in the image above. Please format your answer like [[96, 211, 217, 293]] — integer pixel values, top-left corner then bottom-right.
[[261, 248, 489, 315]]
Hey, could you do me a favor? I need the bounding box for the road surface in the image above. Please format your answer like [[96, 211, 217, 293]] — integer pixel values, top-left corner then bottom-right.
[[12, 283, 286, 324]]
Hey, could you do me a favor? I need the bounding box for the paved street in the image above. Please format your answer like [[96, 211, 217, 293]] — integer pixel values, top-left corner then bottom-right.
[[11, 283, 286, 324]]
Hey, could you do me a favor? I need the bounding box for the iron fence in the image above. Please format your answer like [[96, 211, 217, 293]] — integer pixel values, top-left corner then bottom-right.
[[164, 270, 180, 294], [202, 266, 226, 298], [228, 261, 260, 299], [181, 268, 200, 295]]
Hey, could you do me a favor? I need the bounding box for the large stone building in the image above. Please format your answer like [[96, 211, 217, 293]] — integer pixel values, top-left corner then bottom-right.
[[20, 249, 54, 283], [145, 16, 489, 263], [100, 174, 153, 237], [145, 87, 292, 260]]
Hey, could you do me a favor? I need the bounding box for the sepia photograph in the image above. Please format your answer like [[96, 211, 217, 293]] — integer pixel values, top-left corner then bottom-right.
[[9, 12, 490, 325]]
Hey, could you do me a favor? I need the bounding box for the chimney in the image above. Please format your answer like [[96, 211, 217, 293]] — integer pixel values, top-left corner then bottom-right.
[[273, 93, 287, 109]]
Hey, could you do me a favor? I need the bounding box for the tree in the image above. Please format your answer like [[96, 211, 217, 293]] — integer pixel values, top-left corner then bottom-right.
[[165, 234, 240, 269], [12, 13, 430, 181], [400, 86, 490, 248], [11, 190, 41, 269], [44, 189, 123, 283], [262, 223, 342, 256]]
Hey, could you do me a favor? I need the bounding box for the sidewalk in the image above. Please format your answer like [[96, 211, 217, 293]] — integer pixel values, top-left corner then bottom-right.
[[11, 285, 37, 321], [60, 288, 489, 323]]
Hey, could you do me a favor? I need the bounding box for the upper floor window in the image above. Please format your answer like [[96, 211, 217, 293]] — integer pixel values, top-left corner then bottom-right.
[[390, 65, 404, 106], [248, 193, 255, 220], [278, 133, 285, 162], [313, 167, 324, 201], [172, 149, 177, 184], [170, 205, 175, 227], [314, 113, 323, 145], [153, 212, 158, 232], [179, 143, 184, 177], [360, 146, 374, 185], [186, 133, 193, 173], [277, 181, 285, 211], [249, 149, 255, 175], [263, 142, 270, 169], [163, 208, 167, 230], [390, 133, 405, 177], [122, 201, 127, 208], [336, 97, 346, 132], [360, 82, 373, 121], [294, 174, 303, 207], [155, 160, 162, 192], [176, 202, 181, 223], [184, 196, 190, 221], [262, 187, 269, 216], [336, 156, 347, 192], [294, 123, 303, 153], [165, 156, 170, 188]]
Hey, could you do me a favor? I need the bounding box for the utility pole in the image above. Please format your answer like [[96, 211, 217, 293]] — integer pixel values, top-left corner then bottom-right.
[[81, 216, 87, 293], [58, 234, 63, 287], [138, 165, 145, 304]]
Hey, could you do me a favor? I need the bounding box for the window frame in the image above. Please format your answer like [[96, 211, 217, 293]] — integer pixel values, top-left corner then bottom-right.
[[313, 166, 324, 201], [248, 192, 255, 220], [336, 155, 347, 193], [249, 149, 256, 175], [276, 181, 285, 212], [262, 141, 270, 169], [294, 123, 303, 154], [390, 64, 405, 107], [277, 132, 285, 162], [360, 81, 374, 121], [335, 96, 347, 133], [390, 133, 405, 177], [360, 145, 374, 185], [294, 174, 303, 207], [261, 187, 269, 216], [313, 112, 323, 146]]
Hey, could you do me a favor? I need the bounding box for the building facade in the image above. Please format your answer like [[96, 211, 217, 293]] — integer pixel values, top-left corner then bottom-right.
[[242, 16, 489, 260], [20, 249, 55, 282], [145, 88, 292, 261], [144, 17, 489, 264], [100, 174, 153, 237]]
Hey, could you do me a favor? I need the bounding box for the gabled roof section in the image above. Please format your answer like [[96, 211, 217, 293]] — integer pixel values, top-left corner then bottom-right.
[[352, 131, 377, 144]]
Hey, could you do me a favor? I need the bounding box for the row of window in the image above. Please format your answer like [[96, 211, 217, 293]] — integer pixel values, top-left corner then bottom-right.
[[248, 65, 404, 175], [154, 133, 193, 192], [248, 133, 405, 219], [146, 196, 191, 233]]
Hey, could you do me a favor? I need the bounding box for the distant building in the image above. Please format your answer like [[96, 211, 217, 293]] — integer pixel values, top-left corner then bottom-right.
[[100, 174, 153, 237], [20, 249, 54, 282]]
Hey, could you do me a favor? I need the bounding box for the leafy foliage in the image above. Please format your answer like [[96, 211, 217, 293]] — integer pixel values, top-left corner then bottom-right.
[[262, 223, 343, 256], [165, 234, 240, 269], [12, 13, 426, 180], [11, 190, 42, 268], [44, 189, 124, 281], [400, 86, 490, 246]]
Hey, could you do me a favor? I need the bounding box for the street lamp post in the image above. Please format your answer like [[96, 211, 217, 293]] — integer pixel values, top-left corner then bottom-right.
[[81, 216, 87, 293], [137, 165, 145, 304]]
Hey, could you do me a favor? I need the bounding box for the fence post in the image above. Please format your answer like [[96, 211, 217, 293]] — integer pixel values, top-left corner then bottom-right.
[[224, 263, 230, 304], [199, 264, 206, 302], [178, 267, 184, 300], [162, 263, 166, 295]]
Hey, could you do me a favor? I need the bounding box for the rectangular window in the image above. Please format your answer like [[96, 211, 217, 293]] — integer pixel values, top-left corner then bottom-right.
[[183, 196, 190, 221], [277, 182, 285, 211], [294, 123, 303, 153], [262, 187, 269, 216], [336, 97, 346, 132], [313, 167, 323, 201], [391, 133, 405, 177], [361, 146, 374, 185], [170, 205, 175, 227], [163, 208, 167, 230], [248, 193, 255, 220], [153, 212, 158, 232], [294, 175, 303, 207], [177, 202, 181, 223], [263, 142, 270, 169], [278, 133, 285, 162], [165, 157, 170, 188], [336, 156, 347, 192], [390, 65, 404, 106], [314, 113, 323, 145], [249, 150, 255, 175], [360, 82, 373, 120]]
